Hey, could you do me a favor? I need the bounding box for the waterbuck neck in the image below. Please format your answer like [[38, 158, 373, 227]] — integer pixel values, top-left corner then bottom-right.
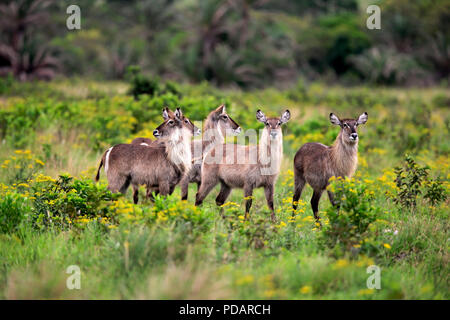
[[259, 127, 283, 175], [202, 116, 225, 151], [164, 127, 192, 173], [330, 131, 358, 178]]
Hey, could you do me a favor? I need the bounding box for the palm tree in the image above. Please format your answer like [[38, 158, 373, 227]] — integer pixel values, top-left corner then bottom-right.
[[0, 0, 59, 81]]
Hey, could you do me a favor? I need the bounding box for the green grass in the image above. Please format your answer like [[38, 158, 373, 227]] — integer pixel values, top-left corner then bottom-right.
[[0, 80, 448, 299]]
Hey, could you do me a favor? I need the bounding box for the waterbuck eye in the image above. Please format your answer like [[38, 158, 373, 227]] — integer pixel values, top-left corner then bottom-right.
[[222, 115, 228, 120], [343, 123, 349, 128], [184, 119, 189, 124], [168, 120, 174, 125]]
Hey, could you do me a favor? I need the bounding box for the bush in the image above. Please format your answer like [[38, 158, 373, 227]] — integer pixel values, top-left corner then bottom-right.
[[30, 174, 120, 230], [393, 155, 447, 209], [0, 193, 29, 234], [319, 176, 380, 257]]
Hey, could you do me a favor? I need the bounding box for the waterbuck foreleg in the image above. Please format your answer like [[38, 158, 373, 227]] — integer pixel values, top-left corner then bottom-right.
[[146, 187, 159, 201], [216, 183, 232, 207], [327, 190, 338, 208], [244, 185, 254, 220], [180, 174, 190, 201], [264, 184, 276, 222], [132, 185, 139, 204], [195, 174, 218, 206]]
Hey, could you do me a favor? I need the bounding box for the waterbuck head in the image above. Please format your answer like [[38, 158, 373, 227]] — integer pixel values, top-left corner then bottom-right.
[[256, 109, 291, 139], [153, 107, 200, 138], [210, 104, 241, 136], [330, 112, 368, 144]]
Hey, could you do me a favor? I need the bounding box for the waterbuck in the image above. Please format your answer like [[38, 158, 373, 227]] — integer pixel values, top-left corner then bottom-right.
[[180, 104, 241, 201], [95, 107, 199, 204], [195, 109, 290, 221], [292, 112, 368, 221]]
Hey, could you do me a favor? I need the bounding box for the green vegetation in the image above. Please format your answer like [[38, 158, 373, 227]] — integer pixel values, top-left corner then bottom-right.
[[1, 0, 449, 87], [0, 80, 448, 299]]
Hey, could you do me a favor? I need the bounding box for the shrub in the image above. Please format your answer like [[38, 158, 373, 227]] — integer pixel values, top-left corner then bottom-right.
[[0, 193, 29, 234], [30, 174, 120, 230], [391, 155, 447, 212], [319, 176, 379, 257]]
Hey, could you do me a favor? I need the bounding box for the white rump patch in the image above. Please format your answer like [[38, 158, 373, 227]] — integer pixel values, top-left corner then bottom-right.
[[140, 143, 149, 146], [104, 147, 113, 174]]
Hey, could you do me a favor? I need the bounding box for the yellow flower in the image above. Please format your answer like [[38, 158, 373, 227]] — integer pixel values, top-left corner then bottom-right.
[[235, 275, 254, 286], [35, 159, 45, 166], [299, 285, 312, 294], [383, 243, 391, 249], [333, 259, 349, 269], [17, 183, 30, 188], [358, 288, 374, 295]]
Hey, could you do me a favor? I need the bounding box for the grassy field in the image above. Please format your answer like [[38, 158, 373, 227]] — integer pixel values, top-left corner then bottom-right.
[[0, 80, 448, 299]]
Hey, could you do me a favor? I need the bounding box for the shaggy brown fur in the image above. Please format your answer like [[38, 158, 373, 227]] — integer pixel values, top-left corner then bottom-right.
[[180, 104, 241, 201], [95, 108, 198, 204], [292, 112, 368, 221], [195, 109, 290, 221]]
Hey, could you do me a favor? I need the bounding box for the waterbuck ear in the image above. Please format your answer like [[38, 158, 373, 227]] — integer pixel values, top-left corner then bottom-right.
[[330, 113, 341, 126], [357, 112, 368, 125], [280, 109, 291, 124], [174, 107, 183, 119], [256, 109, 267, 123], [162, 107, 170, 120], [215, 104, 226, 115]]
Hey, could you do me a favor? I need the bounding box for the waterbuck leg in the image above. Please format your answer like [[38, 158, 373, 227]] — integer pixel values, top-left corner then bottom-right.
[[311, 189, 323, 223], [195, 175, 218, 206], [327, 190, 337, 208], [116, 175, 131, 195], [146, 187, 159, 201], [244, 185, 254, 220], [216, 183, 232, 218], [132, 185, 139, 204], [107, 174, 129, 194], [180, 174, 189, 201], [216, 183, 232, 207], [158, 181, 171, 196], [292, 172, 305, 213], [264, 184, 276, 222]]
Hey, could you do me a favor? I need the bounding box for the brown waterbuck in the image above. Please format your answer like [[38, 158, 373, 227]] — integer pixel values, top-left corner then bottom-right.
[[195, 109, 290, 221], [95, 107, 199, 204], [180, 104, 241, 201], [292, 112, 368, 221]]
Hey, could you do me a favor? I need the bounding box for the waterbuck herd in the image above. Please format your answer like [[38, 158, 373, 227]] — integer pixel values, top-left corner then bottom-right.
[[96, 105, 368, 222]]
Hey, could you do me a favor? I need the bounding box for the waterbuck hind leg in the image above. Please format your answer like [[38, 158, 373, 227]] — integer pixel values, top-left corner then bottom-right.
[[108, 174, 131, 196], [292, 171, 306, 213], [264, 185, 276, 222], [311, 189, 324, 223]]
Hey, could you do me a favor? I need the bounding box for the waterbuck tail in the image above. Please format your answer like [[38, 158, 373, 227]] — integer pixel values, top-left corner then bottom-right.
[[95, 149, 109, 182]]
